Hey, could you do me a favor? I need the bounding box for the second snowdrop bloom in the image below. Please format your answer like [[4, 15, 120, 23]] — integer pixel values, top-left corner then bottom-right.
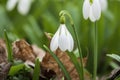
[[50, 24, 74, 52], [6, 0, 33, 15], [83, 0, 101, 22], [99, 0, 108, 11]]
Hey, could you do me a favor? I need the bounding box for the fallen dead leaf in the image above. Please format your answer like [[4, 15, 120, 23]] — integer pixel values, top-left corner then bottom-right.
[[12, 39, 36, 62], [41, 49, 91, 80]]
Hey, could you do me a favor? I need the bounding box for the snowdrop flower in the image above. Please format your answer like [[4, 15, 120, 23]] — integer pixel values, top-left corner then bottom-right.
[[6, 0, 18, 11], [83, 0, 101, 22], [50, 24, 74, 52], [6, 0, 33, 15], [99, 0, 108, 11]]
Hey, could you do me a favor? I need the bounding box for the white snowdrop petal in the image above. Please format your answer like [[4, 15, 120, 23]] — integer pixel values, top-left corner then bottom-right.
[[58, 25, 68, 51], [64, 26, 74, 52], [92, 0, 101, 20], [50, 24, 74, 52], [99, 0, 108, 11], [83, 0, 90, 20], [59, 35, 68, 51], [50, 28, 60, 51], [89, 7, 96, 22], [18, 0, 33, 15], [6, 0, 18, 11], [67, 32, 74, 52]]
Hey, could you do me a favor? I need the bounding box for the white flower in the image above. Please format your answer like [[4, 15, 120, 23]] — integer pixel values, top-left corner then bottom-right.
[[50, 24, 74, 52], [6, 0, 18, 11], [83, 0, 101, 22], [6, 0, 33, 15], [99, 0, 108, 11]]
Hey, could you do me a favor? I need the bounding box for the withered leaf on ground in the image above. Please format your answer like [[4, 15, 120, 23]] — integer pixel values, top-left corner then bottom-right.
[[41, 49, 91, 80], [12, 39, 46, 63], [32, 45, 46, 62], [12, 39, 36, 62]]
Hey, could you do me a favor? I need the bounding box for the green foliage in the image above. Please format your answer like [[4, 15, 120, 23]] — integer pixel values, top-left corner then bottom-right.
[[9, 64, 25, 76], [32, 58, 40, 80], [7, 64, 32, 80], [4, 30, 13, 62]]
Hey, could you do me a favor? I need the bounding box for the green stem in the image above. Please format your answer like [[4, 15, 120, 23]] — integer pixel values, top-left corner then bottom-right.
[[93, 22, 98, 80], [72, 24, 84, 80], [4, 30, 13, 62], [32, 58, 40, 80]]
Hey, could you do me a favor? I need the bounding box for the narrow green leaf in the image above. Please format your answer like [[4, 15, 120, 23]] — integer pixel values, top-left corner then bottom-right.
[[43, 45, 71, 80], [32, 58, 40, 80], [67, 51, 81, 80], [107, 54, 120, 62], [9, 63, 25, 76], [4, 30, 13, 62], [110, 61, 119, 69]]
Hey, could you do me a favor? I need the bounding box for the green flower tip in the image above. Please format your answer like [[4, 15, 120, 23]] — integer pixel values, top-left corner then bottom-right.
[[59, 10, 74, 26], [60, 16, 65, 24], [90, 0, 93, 4]]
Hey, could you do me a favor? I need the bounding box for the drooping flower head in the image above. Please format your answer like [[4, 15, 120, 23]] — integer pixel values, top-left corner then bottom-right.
[[83, 0, 101, 22], [6, 0, 33, 15], [50, 24, 74, 52]]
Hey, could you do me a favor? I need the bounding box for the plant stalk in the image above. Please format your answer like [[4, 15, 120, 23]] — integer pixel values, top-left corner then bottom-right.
[[4, 30, 13, 62], [72, 24, 84, 80], [93, 22, 98, 80]]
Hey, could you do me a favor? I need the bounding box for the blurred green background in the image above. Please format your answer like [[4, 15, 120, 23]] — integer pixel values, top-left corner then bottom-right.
[[0, 0, 120, 77]]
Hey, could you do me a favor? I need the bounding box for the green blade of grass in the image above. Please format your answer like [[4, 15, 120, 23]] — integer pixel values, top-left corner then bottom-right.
[[43, 45, 71, 80], [107, 54, 120, 62], [4, 30, 13, 62], [32, 58, 40, 80], [67, 51, 81, 80], [9, 63, 25, 76]]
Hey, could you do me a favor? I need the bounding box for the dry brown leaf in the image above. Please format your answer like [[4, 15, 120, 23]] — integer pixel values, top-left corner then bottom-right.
[[12, 39, 36, 62], [41, 49, 90, 80], [12, 39, 46, 62], [32, 45, 46, 61]]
